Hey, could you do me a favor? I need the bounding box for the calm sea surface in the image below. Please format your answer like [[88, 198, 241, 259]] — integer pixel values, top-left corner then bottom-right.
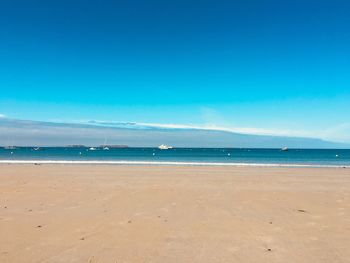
[[0, 147, 349, 167]]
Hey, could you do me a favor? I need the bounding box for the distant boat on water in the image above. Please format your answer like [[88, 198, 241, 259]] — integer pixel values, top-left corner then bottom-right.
[[99, 145, 129, 149], [89, 147, 97, 151], [100, 138, 130, 150], [102, 138, 109, 150], [281, 147, 289, 151], [158, 144, 173, 150]]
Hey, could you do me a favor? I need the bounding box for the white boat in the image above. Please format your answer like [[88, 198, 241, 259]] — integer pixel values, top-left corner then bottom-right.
[[89, 147, 97, 151], [33, 147, 40, 151], [102, 137, 109, 150], [158, 144, 173, 150], [281, 147, 289, 151]]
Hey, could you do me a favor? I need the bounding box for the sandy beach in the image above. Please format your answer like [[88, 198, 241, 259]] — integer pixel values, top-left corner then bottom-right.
[[1, 164, 350, 263]]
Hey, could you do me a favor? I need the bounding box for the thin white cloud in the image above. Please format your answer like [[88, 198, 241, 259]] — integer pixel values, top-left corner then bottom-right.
[[81, 120, 317, 139], [318, 123, 350, 143], [137, 122, 317, 138], [0, 113, 5, 118], [2, 118, 348, 146], [58, 119, 349, 143]]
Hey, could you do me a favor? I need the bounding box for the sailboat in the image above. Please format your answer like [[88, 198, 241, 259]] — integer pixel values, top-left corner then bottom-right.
[[102, 137, 109, 150], [281, 147, 289, 151]]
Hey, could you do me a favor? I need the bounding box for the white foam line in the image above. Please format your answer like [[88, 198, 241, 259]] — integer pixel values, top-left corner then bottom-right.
[[0, 160, 348, 168]]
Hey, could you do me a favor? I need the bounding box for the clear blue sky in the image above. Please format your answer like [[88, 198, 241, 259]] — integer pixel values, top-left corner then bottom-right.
[[1, 0, 350, 142]]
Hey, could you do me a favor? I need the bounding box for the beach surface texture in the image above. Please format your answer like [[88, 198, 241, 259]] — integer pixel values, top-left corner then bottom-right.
[[1, 164, 350, 262]]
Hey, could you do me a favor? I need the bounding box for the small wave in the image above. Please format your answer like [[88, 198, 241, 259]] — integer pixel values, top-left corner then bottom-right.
[[0, 160, 348, 168]]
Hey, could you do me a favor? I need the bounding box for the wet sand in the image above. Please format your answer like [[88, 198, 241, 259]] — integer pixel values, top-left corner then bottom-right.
[[1, 164, 350, 262]]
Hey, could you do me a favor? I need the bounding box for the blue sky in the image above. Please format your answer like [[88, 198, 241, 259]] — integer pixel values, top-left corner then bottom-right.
[[1, 0, 350, 142]]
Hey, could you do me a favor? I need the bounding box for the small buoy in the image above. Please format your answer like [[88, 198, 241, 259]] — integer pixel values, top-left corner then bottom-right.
[[10, 151, 13, 154], [79, 152, 82, 155], [152, 153, 155, 156], [336, 154, 339, 157], [227, 153, 231, 156]]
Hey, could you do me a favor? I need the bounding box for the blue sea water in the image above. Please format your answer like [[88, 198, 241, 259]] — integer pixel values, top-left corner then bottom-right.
[[0, 147, 349, 167]]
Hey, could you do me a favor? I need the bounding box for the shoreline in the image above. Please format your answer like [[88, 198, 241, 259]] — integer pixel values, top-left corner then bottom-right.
[[0, 159, 349, 168]]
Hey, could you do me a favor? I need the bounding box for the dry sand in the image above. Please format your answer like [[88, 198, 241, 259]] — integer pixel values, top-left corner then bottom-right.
[[1, 164, 350, 263]]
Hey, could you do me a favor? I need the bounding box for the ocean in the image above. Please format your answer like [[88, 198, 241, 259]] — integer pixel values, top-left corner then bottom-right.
[[0, 147, 349, 167]]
